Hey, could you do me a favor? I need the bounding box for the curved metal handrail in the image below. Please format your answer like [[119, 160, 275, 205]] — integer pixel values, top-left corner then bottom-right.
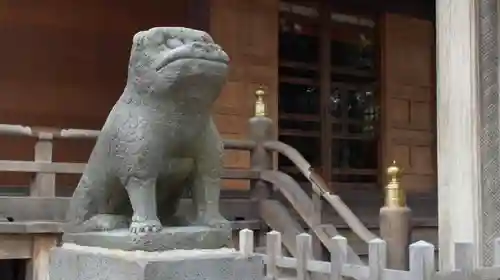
[[262, 140, 378, 243]]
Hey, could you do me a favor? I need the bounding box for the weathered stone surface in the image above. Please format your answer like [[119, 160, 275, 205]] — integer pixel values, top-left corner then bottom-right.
[[49, 245, 263, 280], [64, 26, 231, 237], [62, 226, 232, 251]]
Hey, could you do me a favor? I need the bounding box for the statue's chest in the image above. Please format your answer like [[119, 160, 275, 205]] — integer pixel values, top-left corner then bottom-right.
[[161, 115, 207, 143], [158, 158, 195, 183]]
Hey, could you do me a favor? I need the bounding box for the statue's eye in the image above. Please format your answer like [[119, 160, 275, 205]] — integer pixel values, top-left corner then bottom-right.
[[201, 35, 211, 42], [166, 38, 183, 49]]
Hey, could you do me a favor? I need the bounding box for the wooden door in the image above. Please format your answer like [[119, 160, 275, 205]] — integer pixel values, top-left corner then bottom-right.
[[210, 0, 279, 189], [380, 14, 435, 193]]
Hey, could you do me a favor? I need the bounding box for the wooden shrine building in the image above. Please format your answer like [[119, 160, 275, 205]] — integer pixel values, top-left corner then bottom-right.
[[0, 0, 440, 279], [0, 0, 436, 204]]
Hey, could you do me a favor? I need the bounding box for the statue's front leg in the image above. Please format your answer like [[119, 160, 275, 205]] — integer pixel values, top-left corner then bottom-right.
[[124, 176, 162, 234], [191, 121, 230, 229]]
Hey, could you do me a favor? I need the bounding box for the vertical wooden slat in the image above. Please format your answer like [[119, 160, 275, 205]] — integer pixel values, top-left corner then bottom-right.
[[296, 233, 312, 280], [329, 235, 347, 280], [30, 133, 55, 197], [319, 0, 332, 187], [239, 229, 254, 257], [409, 241, 435, 280], [266, 231, 282, 279], [310, 191, 322, 259], [368, 238, 387, 280]]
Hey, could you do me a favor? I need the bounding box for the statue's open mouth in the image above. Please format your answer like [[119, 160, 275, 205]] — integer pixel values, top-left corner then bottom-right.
[[154, 43, 229, 71]]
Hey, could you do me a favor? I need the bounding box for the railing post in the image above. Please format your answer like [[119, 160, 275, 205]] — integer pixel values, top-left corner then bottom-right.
[[249, 88, 273, 199], [26, 131, 58, 280], [379, 161, 411, 270], [249, 88, 274, 247], [30, 132, 55, 197]]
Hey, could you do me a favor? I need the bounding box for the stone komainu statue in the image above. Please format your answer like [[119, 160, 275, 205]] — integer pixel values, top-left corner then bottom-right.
[[64, 27, 230, 234]]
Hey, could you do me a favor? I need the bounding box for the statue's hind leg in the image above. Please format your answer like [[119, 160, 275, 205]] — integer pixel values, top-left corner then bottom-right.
[[65, 166, 130, 233], [191, 119, 230, 229]]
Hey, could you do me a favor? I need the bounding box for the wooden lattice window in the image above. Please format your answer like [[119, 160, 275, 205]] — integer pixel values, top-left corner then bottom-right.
[[278, 1, 380, 190]]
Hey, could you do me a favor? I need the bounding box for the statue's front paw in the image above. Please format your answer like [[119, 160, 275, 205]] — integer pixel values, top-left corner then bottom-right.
[[129, 219, 162, 234], [192, 212, 231, 230]]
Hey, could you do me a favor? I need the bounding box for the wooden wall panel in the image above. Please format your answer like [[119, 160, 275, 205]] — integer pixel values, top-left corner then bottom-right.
[[210, 0, 279, 189], [380, 14, 436, 193], [0, 1, 189, 189], [0, 0, 279, 192]]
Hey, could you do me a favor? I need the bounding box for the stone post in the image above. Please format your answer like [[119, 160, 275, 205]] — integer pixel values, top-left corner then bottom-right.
[[379, 161, 411, 270], [248, 88, 274, 247]]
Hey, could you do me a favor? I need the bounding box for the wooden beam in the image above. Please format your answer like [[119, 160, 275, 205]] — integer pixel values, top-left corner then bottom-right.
[[0, 235, 32, 259]]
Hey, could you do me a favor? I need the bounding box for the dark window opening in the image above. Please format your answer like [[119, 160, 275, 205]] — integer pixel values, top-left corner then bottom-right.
[[278, 1, 380, 191]]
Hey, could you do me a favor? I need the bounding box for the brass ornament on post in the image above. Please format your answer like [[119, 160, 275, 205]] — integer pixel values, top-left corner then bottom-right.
[[384, 160, 406, 208], [254, 87, 267, 117]]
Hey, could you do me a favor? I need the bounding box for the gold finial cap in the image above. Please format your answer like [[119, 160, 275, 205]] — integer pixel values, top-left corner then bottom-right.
[[256, 88, 265, 97], [384, 160, 405, 208], [387, 160, 402, 182], [255, 87, 267, 117]]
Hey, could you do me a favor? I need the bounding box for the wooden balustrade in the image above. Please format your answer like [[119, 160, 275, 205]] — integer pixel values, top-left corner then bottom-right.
[[238, 229, 500, 280], [0, 124, 258, 197], [0, 124, 259, 280]]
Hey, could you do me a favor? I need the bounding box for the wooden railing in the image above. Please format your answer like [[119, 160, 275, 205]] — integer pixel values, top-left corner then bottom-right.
[[238, 228, 500, 280], [0, 121, 377, 261], [0, 123, 258, 197], [0, 105, 410, 270]]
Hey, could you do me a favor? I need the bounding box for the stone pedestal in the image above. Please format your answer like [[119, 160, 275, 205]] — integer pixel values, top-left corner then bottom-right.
[[49, 244, 264, 280], [62, 226, 232, 251]]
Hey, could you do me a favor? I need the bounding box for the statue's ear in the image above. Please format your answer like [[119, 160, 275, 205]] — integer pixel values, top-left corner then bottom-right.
[[132, 31, 146, 47]]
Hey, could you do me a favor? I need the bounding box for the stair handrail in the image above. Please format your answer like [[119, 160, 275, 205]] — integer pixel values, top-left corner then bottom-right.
[[262, 140, 378, 243]]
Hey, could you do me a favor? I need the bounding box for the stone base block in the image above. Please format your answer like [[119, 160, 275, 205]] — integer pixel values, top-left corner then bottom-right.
[[62, 226, 232, 251], [49, 244, 264, 280]]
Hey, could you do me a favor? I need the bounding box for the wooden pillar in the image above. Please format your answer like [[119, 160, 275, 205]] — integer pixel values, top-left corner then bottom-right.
[[436, 0, 481, 270], [25, 236, 58, 280]]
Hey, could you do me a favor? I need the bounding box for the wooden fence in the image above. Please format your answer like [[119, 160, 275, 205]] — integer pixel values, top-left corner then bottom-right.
[[237, 229, 500, 280]]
